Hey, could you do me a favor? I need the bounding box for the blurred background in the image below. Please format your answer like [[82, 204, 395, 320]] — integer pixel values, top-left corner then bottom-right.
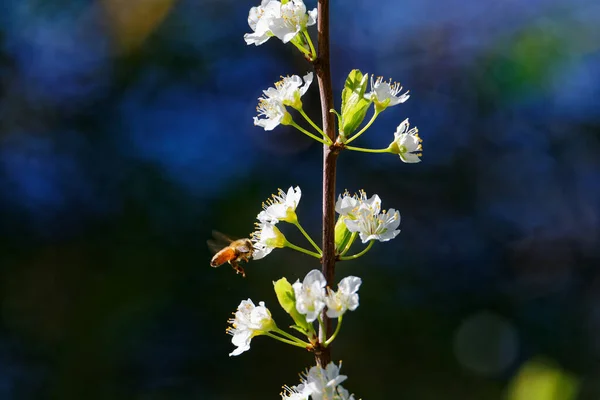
[[0, 0, 599, 398]]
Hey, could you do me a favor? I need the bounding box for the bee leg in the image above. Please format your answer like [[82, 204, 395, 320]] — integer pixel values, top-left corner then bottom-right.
[[230, 261, 246, 278]]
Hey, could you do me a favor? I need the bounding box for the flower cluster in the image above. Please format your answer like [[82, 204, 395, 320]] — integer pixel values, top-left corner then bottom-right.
[[336, 191, 401, 244], [252, 69, 423, 163], [293, 269, 362, 322], [227, 269, 361, 357], [282, 362, 357, 400], [221, 0, 427, 398]]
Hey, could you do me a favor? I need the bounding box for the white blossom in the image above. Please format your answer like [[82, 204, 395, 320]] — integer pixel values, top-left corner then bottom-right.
[[251, 222, 286, 260], [282, 362, 358, 400], [244, 0, 317, 46], [335, 191, 401, 243], [227, 299, 275, 356], [326, 276, 362, 318], [281, 383, 312, 400], [270, 0, 317, 43], [365, 75, 410, 109], [336, 387, 356, 400], [258, 186, 302, 224], [390, 118, 422, 163], [306, 362, 350, 400], [346, 207, 401, 243], [254, 96, 290, 131], [263, 73, 313, 109], [244, 0, 279, 46], [335, 190, 381, 219], [292, 269, 327, 323]]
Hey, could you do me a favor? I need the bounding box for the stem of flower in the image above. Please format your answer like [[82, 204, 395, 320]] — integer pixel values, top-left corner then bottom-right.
[[303, 30, 317, 61], [314, 0, 339, 368], [284, 240, 321, 258], [289, 121, 330, 145], [294, 221, 323, 255], [345, 145, 391, 154], [339, 240, 374, 260], [298, 108, 326, 138], [344, 110, 379, 144], [324, 315, 342, 347], [291, 40, 312, 57], [273, 327, 312, 346], [264, 331, 310, 348], [338, 232, 357, 256], [317, 314, 326, 338]]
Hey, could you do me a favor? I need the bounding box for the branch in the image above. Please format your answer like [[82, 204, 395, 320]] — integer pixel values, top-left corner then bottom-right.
[[312, 0, 341, 367]]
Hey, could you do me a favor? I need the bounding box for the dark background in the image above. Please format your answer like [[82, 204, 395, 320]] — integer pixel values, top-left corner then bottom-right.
[[1, 0, 599, 398]]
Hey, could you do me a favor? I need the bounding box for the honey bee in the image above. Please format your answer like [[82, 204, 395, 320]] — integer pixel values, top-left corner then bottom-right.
[[208, 231, 254, 278]]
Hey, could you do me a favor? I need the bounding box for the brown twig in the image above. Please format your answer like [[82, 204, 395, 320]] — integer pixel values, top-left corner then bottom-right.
[[312, 0, 341, 367]]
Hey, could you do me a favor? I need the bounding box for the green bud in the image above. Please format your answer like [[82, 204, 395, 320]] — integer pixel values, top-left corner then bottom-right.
[[334, 216, 353, 253], [340, 69, 372, 138], [273, 278, 310, 333]]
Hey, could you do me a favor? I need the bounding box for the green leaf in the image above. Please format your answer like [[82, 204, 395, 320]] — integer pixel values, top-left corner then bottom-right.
[[340, 70, 371, 137], [273, 278, 310, 332]]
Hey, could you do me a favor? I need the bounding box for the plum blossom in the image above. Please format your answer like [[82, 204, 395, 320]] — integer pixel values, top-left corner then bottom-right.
[[258, 186, 302, 224], [244, 0, 317, 46], [254, 96, 290, 131], [292, 269, 327, 323], [251, 222, 287, 259], [365, 75, 410, 110], [282, 362, 357, 400], [325, 276, 362, 318], [335, 191, 401, 243], [227, 299, 275, 356], [263, 73, 313, 109], [389, 118, 422, 163]]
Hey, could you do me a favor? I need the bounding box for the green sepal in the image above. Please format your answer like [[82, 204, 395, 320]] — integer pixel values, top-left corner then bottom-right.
[[334, 216, 353, 252], [340, 69, 371, 138], [289, 325, 308, 335], [273, 278, 310, 332]]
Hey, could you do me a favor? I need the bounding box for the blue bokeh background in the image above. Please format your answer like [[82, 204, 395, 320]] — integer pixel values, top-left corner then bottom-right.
[[1, 0, 599, 398]]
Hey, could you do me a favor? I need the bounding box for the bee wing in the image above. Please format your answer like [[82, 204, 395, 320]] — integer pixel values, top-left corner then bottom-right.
[[212, 230, 237, 243], [207, 239, 225, 255]]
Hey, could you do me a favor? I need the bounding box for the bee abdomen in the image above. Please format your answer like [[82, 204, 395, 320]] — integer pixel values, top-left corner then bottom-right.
[[210, 248, 237, 267]]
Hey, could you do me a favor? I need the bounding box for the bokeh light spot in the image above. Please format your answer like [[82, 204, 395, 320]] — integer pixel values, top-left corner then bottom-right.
[[453, 311, 519, 376]]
